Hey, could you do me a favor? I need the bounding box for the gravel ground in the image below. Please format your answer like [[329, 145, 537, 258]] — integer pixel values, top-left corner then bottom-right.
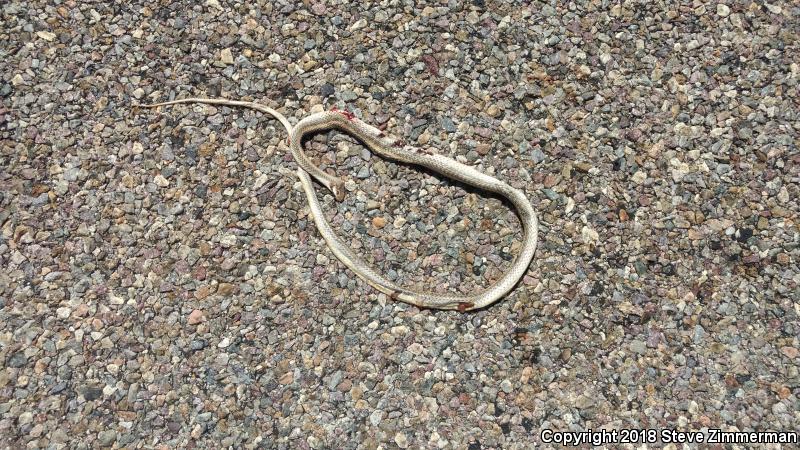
[[2, 1, 799, 448]]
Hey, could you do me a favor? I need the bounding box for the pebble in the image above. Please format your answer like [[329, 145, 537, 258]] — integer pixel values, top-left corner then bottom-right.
[[350, 18, 367, 31], [328, 370, 343, 390], [153, 174, 169, 187], [320, 83, 335, 97], [441, 117, 456, 132], [18, 411, 33, 425], [187, 309, 205, 325], [531, 148, 546, 164], [220, 48, 234, 65], [36, 31, 56, 41], [372, 217, 386, 229], [7, 352, 27, 368], [356, 166, 370, 179], [395, 432, 409, 448], [97, 430, 117, 447], [629, 340, 647, 354]]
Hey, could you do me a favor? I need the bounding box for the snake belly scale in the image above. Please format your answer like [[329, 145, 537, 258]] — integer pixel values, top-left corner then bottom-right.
[[138, 98, 538, 311]]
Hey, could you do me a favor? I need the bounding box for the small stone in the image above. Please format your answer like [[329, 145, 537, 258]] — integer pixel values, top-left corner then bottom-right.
[[500, 379, 512, 393], [63, 167, 79, 182], [307, 436, 322, 449], [320, 83, 335, 97], [186, 309, 205, 325], [777, 187, 790, 203], [36, 31, 56, 41], [350, 18, 367, 30], [417, 130, 431, 145], [350, 385, 364, 401], [97, 430, 117, 447], [6, 352, 28, 369], [372, 217, 386, 229], [631, 171, 647, 184], [441, 117, 456, 132], [394, 432, 409, 448], [195, 285, 213, 300], [220, 48, 234, 65], [215, 353, 229, 366], [30, 424, 43, 438], [531, 148, 545, 163], [734, 228, 753, 243], [575, 395, 594, 409], [18, 411, 33, 425], [716, 4, 730, 16], [73, 303, 89, 317], [328, 370, 343, 389], [196, 413, 216, 424], [83, 386, 103, 401], [629, 340, 646, 354], [780, 347, 798, 359], [369, 410, 383, 426], [341, 90, 357, 101], [337, 379, 352, 392], [220, 234, 237, 247], [311, 3, 326, 15], [407, 343, 424, 355], [279, 372, 294, 385], [486, 104, 501, 118], [153, 174, 169, 187], [581, 226, 599, 243], [693, 325, 705, 344], [217, 283, 236, 295]]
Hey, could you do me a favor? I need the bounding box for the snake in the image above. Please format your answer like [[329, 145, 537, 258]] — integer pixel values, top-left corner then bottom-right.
[[139, 98, 538, 311]]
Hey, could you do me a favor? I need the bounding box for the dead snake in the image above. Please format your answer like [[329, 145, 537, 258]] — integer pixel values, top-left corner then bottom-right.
[[139, 98, 538, 311]]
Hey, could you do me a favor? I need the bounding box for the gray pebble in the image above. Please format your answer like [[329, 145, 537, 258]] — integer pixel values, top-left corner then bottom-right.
[[97, 430, 116, 446]]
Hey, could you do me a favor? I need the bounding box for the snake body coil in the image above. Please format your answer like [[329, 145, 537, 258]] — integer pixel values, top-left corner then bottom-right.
[[140, 98, 538, 311]]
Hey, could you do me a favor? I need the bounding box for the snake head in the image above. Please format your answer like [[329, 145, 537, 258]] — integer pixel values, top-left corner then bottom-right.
[[331, 181, 346, 202]]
